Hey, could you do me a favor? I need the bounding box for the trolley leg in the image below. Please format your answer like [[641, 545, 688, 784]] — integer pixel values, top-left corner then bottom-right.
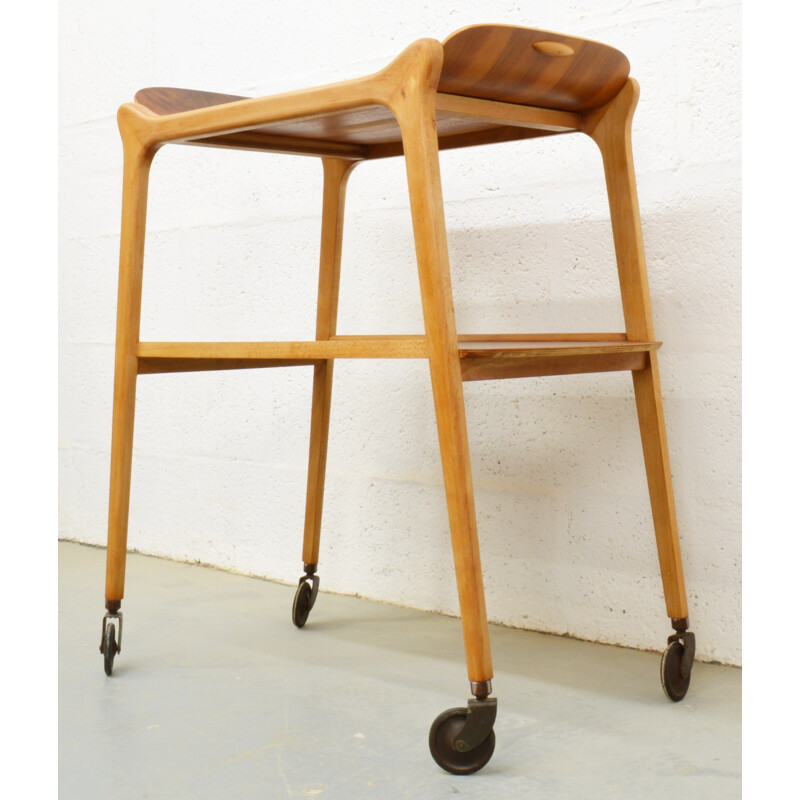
[[586, 78, 694, 698], [102, 119, 156, 673], [392, 46, 497, 774], [632, 356, 688, 620], [397, 73, 493, 692], [293, 158, 358, 629]]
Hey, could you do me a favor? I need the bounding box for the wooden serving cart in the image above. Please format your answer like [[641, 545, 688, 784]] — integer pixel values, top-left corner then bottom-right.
[[101, 24, 694, 774]]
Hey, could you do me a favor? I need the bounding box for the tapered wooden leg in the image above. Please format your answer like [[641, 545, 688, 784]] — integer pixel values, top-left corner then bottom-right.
[[104, 132, 155, 611], [394, 79, 493, 686], [632, 356, 688, 618], [586, 79, 688, 620], [301, 158, 357, 567]]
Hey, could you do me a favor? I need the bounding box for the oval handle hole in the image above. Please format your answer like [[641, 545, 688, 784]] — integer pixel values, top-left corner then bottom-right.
[[532, 41, 575, 57]]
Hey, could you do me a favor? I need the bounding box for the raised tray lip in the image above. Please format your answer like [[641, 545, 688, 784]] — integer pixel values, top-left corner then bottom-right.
[[441, 22, 630, 61]]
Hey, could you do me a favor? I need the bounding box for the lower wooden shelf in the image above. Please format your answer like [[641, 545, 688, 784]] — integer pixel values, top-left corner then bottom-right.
[[136, 334, 660, 379]]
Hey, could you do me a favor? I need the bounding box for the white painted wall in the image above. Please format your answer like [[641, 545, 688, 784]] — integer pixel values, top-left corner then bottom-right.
[[59, 1, 741, 665]]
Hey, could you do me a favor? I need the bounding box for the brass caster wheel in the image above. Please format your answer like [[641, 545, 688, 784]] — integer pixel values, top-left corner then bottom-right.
[[429, 698, 497, 775], [661, 631, 695, 702], [101, 621, 119, 676], [99, 610, 123, 676], [292, 570, 319, 628]]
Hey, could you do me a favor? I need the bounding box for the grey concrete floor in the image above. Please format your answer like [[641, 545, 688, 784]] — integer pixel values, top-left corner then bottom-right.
[[59, 541, 741, 799]]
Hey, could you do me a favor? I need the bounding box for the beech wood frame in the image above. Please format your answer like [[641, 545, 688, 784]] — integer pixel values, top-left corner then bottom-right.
[[105, 36, 688, 691]]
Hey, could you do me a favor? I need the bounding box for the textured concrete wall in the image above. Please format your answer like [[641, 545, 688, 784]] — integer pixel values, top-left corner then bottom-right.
[[59, 1, 741, 664]]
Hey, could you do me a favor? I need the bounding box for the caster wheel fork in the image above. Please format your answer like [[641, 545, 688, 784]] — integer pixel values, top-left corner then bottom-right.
[[99, 607, 122, 676], [429, 691, 497, 775], [661, 619, 695, 702], [292, 564, 319, 628]]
